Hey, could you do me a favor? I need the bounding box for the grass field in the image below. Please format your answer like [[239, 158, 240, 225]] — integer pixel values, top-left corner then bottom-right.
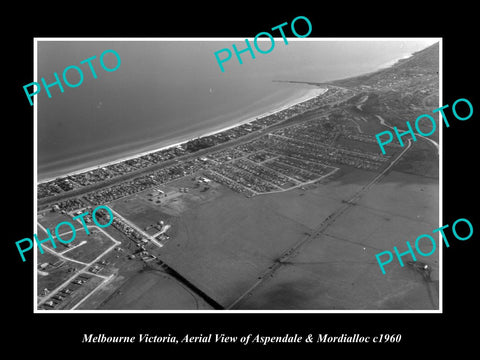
[[71, 159, 438, 310], [393, 136, 439, 178], [93, 269, 212, 310], [38, 211, 87, 231], [158, 187, 312, 307], [64, 229, 115, 263], [112, 193, 174, 229], [259, 168, 373, 230], [237, 170, 439, 310], [34, 42, 441, 311], [37, 211, 92, 252], [237, 243, 436, 310]]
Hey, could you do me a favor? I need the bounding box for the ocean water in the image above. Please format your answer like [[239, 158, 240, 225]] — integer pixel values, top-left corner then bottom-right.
[[37, 40, 438, 181]]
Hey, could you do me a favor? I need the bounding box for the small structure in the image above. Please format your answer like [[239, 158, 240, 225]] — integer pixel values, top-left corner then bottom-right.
[[198, 177, 212, 184]]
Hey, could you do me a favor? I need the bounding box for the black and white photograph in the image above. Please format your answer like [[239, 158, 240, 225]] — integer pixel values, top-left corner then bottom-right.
[[5, 5, 478, 354], [34, 38, 441, 312]]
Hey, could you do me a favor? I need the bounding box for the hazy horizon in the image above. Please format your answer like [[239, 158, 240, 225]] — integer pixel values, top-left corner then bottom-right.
[[37, 39, 438, 180]]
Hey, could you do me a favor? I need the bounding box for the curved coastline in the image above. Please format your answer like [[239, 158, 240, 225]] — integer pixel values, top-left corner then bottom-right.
[[38, 87, 327, 184]]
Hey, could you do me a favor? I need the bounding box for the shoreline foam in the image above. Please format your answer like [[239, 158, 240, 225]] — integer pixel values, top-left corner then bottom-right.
[[38, 87, 327, 184]]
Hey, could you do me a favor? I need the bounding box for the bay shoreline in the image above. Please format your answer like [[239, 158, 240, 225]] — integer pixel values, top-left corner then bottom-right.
[[38, 87, 327, 184]]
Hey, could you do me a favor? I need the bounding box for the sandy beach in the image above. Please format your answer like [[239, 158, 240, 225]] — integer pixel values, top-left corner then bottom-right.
[[38, 87, 327, 184]]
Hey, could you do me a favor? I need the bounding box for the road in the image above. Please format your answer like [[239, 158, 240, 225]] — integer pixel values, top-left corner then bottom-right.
[[60, 240, 87, 254], [38, 105, 339, 208], [108, 208, 165, 249], [37, 222, 120, 308], [227, 115, 413, 309], [270, 133, 387, 160], [254, 167, 340, 196], [375, 114, 439, 153]]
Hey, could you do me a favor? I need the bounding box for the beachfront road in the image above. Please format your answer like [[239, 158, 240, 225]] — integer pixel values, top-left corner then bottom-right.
[[38, 106, 335, 208]]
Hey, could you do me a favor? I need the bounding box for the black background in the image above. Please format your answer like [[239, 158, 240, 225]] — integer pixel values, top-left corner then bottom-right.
[[5, 3, 477, 355]]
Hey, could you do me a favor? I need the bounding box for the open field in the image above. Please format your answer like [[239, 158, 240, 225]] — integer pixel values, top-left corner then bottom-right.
[[65, 229, 115, 263], [355, 170, 438, 226], [36, 211, 93, 252], [236, 170, 439, 310], [110, 181, 311, 307], [247, 167, 371, 230], [392, 136, 439, 178], [75, 260, 144, 309], [35, 43, 440, 311], [94, 163, 439, 310], [105, 166, 366, 308], [112, 192, 175, 229], [92, 269, 212, 310], [37, 210, 86, 231], [235, 241, 437, 310], [35, 116, 439, 311]]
